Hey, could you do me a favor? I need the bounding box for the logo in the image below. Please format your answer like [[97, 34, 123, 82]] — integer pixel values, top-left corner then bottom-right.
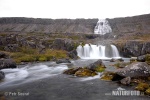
[[105, 87, 144, 96]]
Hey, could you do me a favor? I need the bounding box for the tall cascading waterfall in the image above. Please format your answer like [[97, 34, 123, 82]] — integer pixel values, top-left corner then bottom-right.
[[94, 19, 112, 35], [76, 19, 120, 59], [76, 44, 120, 59]]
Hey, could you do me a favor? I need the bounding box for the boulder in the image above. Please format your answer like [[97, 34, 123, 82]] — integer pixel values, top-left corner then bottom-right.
[[0, 71, 5, 80], [137, 55, 146, 62], [56, 58, 71, 64], [100, 71, 124, 81], [87, 59, 106, 72], [63, 67, 97, 77], [120, 77, 131, 85], [116, 62, 150, 78], [0, 59, 17, 70], [0, 52, 9, 59], [110, 58, 124, 62], [63, 67, 82, 75], [68, 50, 78, 59], [74, 68, 97, 77]]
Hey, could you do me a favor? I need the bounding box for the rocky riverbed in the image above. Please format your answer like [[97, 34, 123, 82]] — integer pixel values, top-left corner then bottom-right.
[[0, 59, 150, 100]]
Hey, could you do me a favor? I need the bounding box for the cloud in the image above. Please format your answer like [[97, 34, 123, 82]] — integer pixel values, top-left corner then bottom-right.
[[0, 0, 149, 19]]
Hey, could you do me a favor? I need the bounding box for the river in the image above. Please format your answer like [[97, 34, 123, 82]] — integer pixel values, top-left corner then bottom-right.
[[0, 59, 149, 100]]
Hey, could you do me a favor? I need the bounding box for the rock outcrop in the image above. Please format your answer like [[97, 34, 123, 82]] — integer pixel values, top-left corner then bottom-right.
[[0, 59, 17, 70], [56, 58, 71, 64], [52, 38, 78, 52], [115, 41, 150, 57], [87, 59, 105, 71], [0, 71, 5, 81], [116, 62, 150, 78]]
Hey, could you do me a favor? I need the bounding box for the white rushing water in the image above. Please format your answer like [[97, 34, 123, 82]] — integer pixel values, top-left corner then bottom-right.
[[0, 64, 68, 86], [94, 19, 112, 35], [76, 44, 120, 59]]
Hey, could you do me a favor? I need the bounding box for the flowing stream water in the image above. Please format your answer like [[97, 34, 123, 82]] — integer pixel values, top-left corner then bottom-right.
[[0, 59, 149, 100]]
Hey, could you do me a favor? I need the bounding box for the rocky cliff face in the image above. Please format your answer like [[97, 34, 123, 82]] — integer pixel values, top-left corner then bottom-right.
[[107, 14, 150, 36], [114, 40, 150, 57], [0, 14, 150, 35], [0, 18, 98, 34]]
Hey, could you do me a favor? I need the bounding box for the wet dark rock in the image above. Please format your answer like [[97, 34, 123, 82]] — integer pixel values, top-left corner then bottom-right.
[[63, 67, 97, 77], [100, 71, 124, 81], [120, 77, 131, 85], [110, 58, 124, 62], [137, 55, 146, 62], [85, 34, 99, 39], [111, 74, 125, 81], [0, 52, 9, 59], [56, 58, 71, 64], [116, 62, 150, 78], [63, 67, 82, 75], [74, 68, 97, 77], [68, 50, 78, 59], [87, 59, 105, 71], [110, 58, 116, 62], [0, 59, 17, 70], [0, 71, 5, 80]]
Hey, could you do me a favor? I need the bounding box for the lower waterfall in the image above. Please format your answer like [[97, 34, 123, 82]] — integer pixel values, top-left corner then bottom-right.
[[76, 44, 120, 59]]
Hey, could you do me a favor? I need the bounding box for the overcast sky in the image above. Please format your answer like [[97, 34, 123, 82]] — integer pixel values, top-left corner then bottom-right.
[[0, 0, 150, 19]]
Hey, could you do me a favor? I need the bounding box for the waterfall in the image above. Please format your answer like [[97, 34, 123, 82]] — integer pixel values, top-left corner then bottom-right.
[[76, 44, 120, 59], [94, 19, 112, 35], [111, 45, 120, 57]]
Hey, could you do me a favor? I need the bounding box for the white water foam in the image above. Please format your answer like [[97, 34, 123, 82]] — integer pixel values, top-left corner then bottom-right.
[[0, 64, 68, 86], [76, 44, 121, 59], [79, 73, 102, 81]]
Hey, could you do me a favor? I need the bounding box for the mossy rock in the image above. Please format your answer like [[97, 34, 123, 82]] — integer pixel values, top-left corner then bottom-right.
[[100, 72, 116, 81], [74, 68, 97, 77], [63, 67, 82, 75], [130, 58, 137, 63], [135, 82, 149, 91], [95, 66, 106, 72], [113, 62, 130, 68], [145, 54, 150, 65], [145, 87, 150, 95]]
